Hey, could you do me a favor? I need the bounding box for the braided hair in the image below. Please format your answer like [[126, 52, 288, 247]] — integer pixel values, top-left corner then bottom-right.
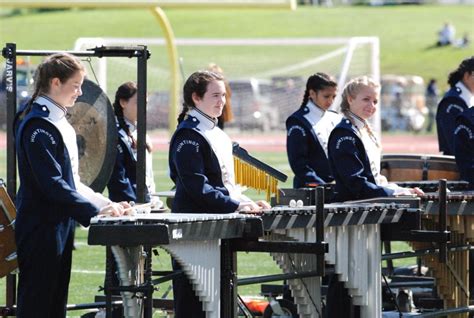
[[447, 56, 474, 87], [20, 52, 84, 119], [113, 81, 152, 153], [177, 70, 224, 124], [340, 76, 380, 147], [300, 72, 337, 108]]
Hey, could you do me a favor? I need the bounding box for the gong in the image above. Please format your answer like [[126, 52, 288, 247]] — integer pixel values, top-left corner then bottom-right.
[[66, 79, 117, 192]]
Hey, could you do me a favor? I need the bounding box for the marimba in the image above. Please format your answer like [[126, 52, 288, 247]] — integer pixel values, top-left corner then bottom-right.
[[258, 201, 415, 318], [412, 189, 474, 316], [384, 174, 474, 316], [88, 213, 263, 318]]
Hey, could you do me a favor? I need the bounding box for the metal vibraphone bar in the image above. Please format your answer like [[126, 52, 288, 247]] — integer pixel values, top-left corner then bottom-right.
[[88, 213, 263, 318], [231, 187, 328, 318], [259, 187, 415, 318]]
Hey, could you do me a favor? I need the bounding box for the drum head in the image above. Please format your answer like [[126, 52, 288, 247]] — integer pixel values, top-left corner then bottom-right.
[[66, 79, 117, 192]]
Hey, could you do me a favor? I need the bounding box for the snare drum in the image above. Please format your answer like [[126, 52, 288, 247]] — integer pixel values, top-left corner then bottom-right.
[[0, 184, 17, 277], [381, 154, 460, 182]]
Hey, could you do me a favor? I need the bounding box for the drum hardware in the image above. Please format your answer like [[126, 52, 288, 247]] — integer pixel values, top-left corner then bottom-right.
[[381, 153, 460, 182]]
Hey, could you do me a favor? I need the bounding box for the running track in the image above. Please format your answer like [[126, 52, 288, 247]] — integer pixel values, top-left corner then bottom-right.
[[0, 132, 440, 154]]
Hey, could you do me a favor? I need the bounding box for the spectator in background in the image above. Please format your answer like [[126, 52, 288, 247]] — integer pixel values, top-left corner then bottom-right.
[[437, 22, 456, 47], [455, 33, 470, 49], [436, 56, 474, 155], [425, 78, 439, 132], [206, 63, 234, 129]]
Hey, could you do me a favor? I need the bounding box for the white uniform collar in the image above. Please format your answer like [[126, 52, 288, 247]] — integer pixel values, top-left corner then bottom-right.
[[188, 108, 218, 129], [304, 100, 325, 122], [455, 81, 474, 107], [35, 95, 67, 122], [124, 118, 137, 133]]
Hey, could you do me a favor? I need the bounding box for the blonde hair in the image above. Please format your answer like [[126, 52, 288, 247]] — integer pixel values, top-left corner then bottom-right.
[[340, 76, 380, 116], [340, 76, 381, 147]]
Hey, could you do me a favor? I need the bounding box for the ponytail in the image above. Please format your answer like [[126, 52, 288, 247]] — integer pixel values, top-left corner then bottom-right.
[[113, 81, 152, 153], [300, 72, 337, 108], [447, 56, 474, 87], [179, 70, 224, 123]]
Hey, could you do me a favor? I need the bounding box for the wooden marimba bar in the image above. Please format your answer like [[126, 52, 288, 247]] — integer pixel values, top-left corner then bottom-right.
[[259, 199, 414, 318], [411, 189, 474, 317], [88, 213, 263, 318]]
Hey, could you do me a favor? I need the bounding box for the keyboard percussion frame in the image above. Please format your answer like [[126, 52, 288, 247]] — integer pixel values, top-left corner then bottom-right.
[[88, 213, 263, 318]]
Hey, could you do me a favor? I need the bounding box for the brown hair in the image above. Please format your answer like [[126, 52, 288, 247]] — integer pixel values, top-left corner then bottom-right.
[[21, 53, 84, 118], [113, 81, 152, 152], [207, 63, 234, 125], [177, 70, 224, 124]]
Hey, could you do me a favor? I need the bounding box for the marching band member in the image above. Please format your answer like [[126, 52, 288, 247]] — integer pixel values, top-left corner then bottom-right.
[[286, 72, 341, 188], [436, 56, 474, 155], [107, 81, 162, 207], [328, 76, 423, 202], [454, 106, 474, 188], [168, 70, 269, 317], [14, 53, 128, 318], [105, 81, 163, 317], [326, 76, 423, 317], [454, 105, 474, 300]]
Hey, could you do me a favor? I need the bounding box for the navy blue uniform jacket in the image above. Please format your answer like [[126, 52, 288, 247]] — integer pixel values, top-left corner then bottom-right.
[[169, 115, 240, 213], [107, 127, 150, 203], [454, 107, 474, 188], [286, 107, 335, 188], [436, 86, 469, 155], [328, 118, 393, 202], [15, 103, 98, 255]]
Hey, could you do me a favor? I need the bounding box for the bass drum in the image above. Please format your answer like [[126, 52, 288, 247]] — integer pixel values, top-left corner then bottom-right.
[[381, 154, 460, 182], [67, 78, 117, 192]]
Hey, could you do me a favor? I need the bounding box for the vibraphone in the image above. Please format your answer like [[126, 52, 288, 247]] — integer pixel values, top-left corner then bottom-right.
[[88, 213, 263, 318], [257, 200, 416, 318]]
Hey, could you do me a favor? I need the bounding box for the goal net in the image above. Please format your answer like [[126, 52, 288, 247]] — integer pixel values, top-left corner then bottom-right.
[[74, 36, 380, 135]]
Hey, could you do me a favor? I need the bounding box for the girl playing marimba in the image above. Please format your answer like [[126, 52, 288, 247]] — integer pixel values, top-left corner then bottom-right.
[[168, 70, 269, 317], [14, 53, 129, 318], [286, 72, 341, 188], [328, 76, 423, 202]]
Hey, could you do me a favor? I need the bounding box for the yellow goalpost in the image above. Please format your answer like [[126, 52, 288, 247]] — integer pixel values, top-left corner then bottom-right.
[[0, 0, 296, 134]]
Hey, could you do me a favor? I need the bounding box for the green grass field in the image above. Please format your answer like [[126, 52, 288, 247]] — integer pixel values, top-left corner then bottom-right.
[[0, 5, 458, 315], [0, 147, 416, 317], [0, 6, 473, 88]]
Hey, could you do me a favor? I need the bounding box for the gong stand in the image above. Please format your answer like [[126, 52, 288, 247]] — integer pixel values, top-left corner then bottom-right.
[[1, 43, 150, 316]]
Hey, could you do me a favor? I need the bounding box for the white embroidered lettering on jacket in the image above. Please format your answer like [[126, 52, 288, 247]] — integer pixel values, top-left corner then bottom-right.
[[336, 136, 355, 149], [177, 139, 200, 153], [288, 125, 306, 137], [446, 104, 465, 113], [30, 129, 56, 145], [454, 124, 473, 139]]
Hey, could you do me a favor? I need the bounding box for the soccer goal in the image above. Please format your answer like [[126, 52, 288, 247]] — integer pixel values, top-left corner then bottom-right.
[[74, 36, 380, 134]]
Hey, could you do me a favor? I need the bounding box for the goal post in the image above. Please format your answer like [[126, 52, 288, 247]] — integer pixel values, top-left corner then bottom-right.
[[74, 36, 380, 135]]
